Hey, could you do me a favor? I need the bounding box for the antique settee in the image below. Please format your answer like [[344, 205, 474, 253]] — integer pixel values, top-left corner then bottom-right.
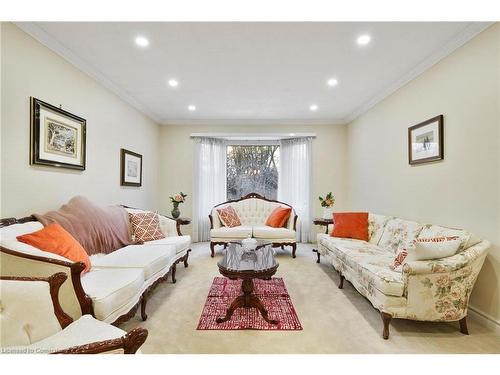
[[0, 207, 191, 325], [316, 213, 489, 339], [209, 193, 298, 258]]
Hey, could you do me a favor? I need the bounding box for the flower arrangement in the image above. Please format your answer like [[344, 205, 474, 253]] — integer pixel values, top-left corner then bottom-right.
[[170, 192, 187, 205], [319, 192, 335, 208], [169, 192, 187, 219]]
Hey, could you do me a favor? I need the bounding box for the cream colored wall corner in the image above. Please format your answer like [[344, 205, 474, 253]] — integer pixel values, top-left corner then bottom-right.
[[346, 23, 500, 324], [158, 123, 348, 241], [1, 23, 162, 217]]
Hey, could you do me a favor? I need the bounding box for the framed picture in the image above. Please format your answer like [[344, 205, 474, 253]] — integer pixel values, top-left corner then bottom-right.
[[408, 115, 444, 165], [30, 97, 86, 170], [121, 148, 143, 187]]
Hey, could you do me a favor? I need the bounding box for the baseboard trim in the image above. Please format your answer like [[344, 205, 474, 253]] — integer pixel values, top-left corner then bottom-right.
[[468, 306, 500, 333]]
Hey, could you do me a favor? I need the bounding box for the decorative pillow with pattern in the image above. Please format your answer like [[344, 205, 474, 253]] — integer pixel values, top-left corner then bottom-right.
[[368, 213, 392, 245], [129, 212, 165, 243], [217, 205, 242, 228], [391, 247, 408, 271], [378, 218, 424, 253], [418, 224, 479, 252], [391, 236, 461, 272]]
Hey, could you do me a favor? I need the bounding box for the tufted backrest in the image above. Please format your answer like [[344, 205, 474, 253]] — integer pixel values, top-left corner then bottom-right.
[[0, 279, 63, 347], [211, 197, 295, 230]]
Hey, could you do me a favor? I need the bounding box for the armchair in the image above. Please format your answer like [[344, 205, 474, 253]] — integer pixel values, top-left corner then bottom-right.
[[0, 273, 147, 354]]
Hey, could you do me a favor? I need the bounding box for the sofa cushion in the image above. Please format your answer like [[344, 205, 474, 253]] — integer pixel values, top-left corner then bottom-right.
[[81, 268, 144, 321], [418, 224, 480, 251], [216, 205, 242, 227], [332, 212, 369, 241], [211, 225, 253, 239], [146, 235, 191, 254], [6, 315, 127, 354], [91, 244, 176, 280], [253, 226, 296, 240], [368, 213, 392, 245], [319, 235, 405, 297], [378, 218, 424, 253], [129, 212, 165, 243], [16, 223, 91, 273], [34, 196, 132, 256], [265, 207, 292, 228]]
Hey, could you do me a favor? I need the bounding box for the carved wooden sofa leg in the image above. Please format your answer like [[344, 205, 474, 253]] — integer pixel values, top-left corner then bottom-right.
[[183, 249, 191, 268], [210, 242, 215, 258], [381, 312, 392, 340], [171, 263, 177, 283], [312, 248, 320, 263], [291, 243, 297, 258], [459, 316, 469, 335], [338, 274, 345, 289], [140, 296, 148, 321], [122, 328, 149, 354]]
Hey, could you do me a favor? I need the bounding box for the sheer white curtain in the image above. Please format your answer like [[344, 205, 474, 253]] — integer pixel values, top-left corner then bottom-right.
[[193, 138, 227, 242], [278, 137, 312, 243]]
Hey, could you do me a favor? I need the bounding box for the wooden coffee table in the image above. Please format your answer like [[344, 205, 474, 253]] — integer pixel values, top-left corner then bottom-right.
[[216, 240, 279, 325]]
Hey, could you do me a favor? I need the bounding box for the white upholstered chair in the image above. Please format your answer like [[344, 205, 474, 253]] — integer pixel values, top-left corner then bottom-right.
[[0, 272, 147, 354]]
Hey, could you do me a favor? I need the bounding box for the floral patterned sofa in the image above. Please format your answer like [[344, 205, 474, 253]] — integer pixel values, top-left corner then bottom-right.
[[316, 213, 489, 339]]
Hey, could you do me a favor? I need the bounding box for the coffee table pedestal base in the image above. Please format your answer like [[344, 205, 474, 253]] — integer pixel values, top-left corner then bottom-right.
[[216, 278, 278, 325]]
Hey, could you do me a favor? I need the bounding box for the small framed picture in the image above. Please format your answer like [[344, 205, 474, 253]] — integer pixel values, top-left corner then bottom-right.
[[408, 115, 444, 165], [30, 97, 86, 170], [121, 148, 142, 187]]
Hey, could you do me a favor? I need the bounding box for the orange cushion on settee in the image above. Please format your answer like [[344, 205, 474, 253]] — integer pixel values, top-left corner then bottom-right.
[[17, 223, 91, 273], [266, 206, 292, 228], [331, 212, 369, 241]]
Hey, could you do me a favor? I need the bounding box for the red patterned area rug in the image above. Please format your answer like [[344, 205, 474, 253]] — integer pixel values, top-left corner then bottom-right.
[[197, 277, 302, 330]]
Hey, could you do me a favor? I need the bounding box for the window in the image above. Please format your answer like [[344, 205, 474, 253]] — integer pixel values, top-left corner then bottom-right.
[[226, 144, 280, 200]]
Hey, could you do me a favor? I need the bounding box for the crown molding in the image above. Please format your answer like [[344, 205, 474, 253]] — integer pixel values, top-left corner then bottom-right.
[[160, 118, 346, 126], [344, 22, 495, 124], [14, 22, 163, 124]]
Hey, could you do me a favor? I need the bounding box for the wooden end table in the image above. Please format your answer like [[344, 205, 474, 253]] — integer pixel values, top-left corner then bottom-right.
[[312, 217, 333, 263], [216, 241, 279, 325], [167, 217, 191, 236]]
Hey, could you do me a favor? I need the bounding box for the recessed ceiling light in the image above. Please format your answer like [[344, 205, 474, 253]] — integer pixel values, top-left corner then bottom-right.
[[327, 78, 338, 87], [188, 105, 196, 111], [289, 133, 296, 136], [357, 34, 371, 46], [135, 36, 149, 47], [309, 104, 318, 112], [168, 79, 179, 88]]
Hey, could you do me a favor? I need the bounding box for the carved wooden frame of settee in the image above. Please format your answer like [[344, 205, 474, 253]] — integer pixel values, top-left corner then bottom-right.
[[208, 192, 299, 258], [0, 212, 190, 326], [0, 272, 148, 354]]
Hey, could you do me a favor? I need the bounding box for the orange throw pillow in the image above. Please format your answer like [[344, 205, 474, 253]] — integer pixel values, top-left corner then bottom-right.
[[17, 223, 91, 273], [266, 206, 292, 228], [331, 212, 369, 241]]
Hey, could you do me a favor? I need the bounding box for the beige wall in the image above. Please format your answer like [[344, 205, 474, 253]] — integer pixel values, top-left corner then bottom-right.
[[347, 24, 500, 323], [1, 23, 161, 217], [158, 123, 348, 239]]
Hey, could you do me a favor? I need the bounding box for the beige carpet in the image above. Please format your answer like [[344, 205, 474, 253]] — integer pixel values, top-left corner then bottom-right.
[[120, 242, 500, 354]]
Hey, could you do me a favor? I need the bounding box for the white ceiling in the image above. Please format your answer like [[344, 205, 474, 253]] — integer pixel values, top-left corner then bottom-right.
[[17, 22, 491, 125]]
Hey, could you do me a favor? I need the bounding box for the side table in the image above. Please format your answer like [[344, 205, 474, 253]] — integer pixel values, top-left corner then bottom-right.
[[312, 218, 333, 263]]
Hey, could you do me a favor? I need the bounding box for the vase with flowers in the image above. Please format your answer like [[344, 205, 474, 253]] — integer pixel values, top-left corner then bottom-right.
[[319, 192, 335, 219], [169, 192, 187, 219]]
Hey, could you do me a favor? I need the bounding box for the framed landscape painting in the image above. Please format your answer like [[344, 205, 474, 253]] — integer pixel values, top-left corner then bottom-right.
[[30, 97, 86, 170], [408, 115, 444, 165], [121, 148, 143, 187]]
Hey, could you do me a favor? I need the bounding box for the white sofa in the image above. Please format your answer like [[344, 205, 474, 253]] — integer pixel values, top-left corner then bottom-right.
[[0, 210, 191, 325], [0, 273, 147, 354], [209, 193, 298, 258], [316, 213, 489, 339]]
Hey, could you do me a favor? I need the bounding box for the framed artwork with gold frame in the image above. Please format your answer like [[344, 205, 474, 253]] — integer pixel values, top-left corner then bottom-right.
[[30, 97, 86, 170]]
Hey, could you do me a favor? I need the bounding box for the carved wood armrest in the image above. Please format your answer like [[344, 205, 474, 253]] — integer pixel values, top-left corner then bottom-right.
[[53, 327, 148, 354]]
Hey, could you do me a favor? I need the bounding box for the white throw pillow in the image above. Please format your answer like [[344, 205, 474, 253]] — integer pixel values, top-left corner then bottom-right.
[[406, 237, 461, 261], [391, 236, 461, 272]]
